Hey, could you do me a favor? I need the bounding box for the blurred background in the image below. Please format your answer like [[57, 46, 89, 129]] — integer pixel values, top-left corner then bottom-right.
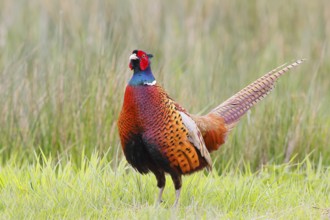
[[0, 0, 329, 170]]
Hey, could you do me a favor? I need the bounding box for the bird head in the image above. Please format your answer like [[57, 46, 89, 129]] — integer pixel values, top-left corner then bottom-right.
[[129, 50, 153, 71]]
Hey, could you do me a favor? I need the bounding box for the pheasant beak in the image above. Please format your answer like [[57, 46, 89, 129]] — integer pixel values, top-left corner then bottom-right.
[[129, 53, 139, 61]]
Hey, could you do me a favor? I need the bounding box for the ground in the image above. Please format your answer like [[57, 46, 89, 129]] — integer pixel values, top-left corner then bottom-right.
[[0, 155, 329, 219]]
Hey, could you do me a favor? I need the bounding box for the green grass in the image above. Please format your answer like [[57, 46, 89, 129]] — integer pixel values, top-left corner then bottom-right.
[[0, 0, 330, 218], [0, 154, 329, 219]]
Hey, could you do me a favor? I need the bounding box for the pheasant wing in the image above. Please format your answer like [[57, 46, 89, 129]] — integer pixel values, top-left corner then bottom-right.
[[179, 111, 212, 169]]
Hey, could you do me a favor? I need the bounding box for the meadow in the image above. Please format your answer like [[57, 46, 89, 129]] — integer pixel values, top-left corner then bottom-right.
[[0, 0, 329, 219]]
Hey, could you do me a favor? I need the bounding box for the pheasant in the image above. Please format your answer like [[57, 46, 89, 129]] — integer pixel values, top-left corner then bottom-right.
[[117, 49, 303, 207]]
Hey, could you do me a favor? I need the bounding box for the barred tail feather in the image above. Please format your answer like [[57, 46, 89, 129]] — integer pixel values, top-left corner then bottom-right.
[[211, 59, 304, 130]]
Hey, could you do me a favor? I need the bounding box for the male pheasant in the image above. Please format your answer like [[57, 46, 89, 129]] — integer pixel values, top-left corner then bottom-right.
[[117, 50, 303, 207]]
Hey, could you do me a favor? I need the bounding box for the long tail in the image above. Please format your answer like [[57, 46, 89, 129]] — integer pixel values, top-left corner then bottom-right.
[[211, 59, 305, 131]]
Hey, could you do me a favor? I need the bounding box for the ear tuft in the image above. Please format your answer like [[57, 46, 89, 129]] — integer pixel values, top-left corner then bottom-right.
[[147, 54, 154, 59]]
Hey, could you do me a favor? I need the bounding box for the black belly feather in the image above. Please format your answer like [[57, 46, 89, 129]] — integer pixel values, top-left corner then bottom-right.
[[123, 134, 150, 174], [123, 134, 173, 174]]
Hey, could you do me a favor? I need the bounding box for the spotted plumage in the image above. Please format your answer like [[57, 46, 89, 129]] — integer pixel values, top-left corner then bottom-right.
[[117, 50, 304, 207]]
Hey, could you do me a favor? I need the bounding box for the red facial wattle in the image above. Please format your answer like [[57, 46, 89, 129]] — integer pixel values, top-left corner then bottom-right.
[[137, 51, 149, 71], [129, 50, 150, 71]]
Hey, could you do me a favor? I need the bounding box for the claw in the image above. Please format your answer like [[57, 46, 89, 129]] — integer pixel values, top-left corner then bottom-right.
[[173, 188, 181, 208], [156, 187, 165, 205]]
